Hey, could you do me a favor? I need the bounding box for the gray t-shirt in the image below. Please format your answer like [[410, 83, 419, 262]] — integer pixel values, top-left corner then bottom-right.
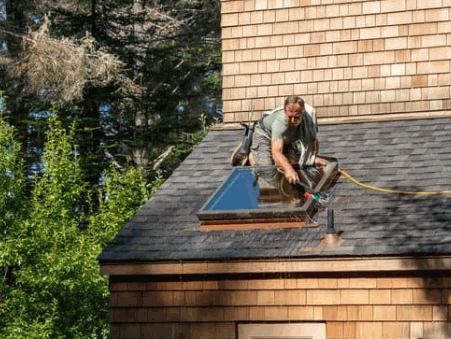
[[260, 108, 301, 143], [258, 104, 318, 167]]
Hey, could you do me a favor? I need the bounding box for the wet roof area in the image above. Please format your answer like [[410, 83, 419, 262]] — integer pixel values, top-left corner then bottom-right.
[[98, 117, 451, 262], [196, 160, 339, 230]]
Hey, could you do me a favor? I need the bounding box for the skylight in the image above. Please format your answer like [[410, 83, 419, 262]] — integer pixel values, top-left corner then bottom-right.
[[197, 159, 339, 230]]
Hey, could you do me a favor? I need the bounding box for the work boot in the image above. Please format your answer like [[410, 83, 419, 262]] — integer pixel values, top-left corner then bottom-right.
[[230, 142, 249, 166]]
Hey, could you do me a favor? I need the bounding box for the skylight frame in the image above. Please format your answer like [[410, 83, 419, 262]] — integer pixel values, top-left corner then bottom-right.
[[197, 159, 339, 226]]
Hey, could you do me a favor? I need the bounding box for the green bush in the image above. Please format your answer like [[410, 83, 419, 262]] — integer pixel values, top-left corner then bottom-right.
[[0, 116, 153, 338]]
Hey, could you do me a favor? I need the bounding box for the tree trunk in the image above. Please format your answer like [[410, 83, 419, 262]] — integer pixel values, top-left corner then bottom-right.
[[132, 0, 150, 169]]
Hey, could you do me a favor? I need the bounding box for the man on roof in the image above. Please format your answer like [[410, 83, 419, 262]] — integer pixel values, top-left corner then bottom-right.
[[233, 95, 327, 188]]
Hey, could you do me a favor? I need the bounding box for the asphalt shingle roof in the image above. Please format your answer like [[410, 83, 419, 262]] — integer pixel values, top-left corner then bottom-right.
[[98, 117, 451, 262]]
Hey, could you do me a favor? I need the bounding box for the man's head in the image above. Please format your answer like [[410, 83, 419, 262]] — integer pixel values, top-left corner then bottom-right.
[[284, 96, 305, 126]]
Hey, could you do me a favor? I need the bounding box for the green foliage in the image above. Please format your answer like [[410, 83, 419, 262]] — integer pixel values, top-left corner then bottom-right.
[[88, 166, 156, 248], [0, 0, 219, 334], [154, 117, 214, 179], [0, 116, 25, 235], [0, 116, 154, 339]]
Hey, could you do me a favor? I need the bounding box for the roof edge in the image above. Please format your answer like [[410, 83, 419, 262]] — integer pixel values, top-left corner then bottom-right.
[[214, 110, 451, 130], [99, 254, 451, 276]]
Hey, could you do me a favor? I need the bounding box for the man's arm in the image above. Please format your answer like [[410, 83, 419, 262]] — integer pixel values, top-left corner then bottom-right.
[[271, 138, 299, 184]]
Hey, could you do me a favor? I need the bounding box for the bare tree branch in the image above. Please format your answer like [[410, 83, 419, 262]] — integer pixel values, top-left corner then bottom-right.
[[103, 148, 126, 172], [152, 146, 174, 170]]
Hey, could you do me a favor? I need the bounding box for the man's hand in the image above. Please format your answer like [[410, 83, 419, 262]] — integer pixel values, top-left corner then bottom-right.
[[285, 168, 300, 184], [272, 138, 300, 184], [315, 156, 327, 166]]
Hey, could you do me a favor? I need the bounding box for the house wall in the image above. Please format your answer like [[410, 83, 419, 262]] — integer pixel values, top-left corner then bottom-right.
[[221, 0, 451, 123], [109, 273, 451, 338]]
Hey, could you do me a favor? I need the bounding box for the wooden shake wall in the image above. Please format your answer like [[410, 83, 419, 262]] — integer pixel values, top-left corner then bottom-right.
[[221, 0, 451, 123], [109, 274, 451, 338]]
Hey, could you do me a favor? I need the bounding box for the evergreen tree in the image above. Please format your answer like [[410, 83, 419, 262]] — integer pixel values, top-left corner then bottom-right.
[[0, 0, 221, 179]]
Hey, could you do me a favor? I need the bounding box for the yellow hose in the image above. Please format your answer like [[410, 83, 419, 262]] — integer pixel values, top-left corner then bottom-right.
[[279, 176, 290, 197], [276, 168, 291, 198], [276, 167, 451, 196], [338, 169, 451, 196]]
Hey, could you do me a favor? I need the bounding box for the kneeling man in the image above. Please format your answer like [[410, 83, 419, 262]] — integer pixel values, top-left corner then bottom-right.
[[250, 95, 327, 187]]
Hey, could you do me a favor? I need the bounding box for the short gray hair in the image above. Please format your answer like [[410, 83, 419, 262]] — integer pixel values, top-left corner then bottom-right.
[[284, 96, 305, 110]]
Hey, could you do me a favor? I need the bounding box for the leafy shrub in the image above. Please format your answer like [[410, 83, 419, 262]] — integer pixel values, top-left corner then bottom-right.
[[0, 116, 152, 338]]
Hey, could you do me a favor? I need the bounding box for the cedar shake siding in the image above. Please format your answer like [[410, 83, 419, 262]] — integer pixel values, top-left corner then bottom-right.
[[109, 273, 451, 338], [221, 0, 451, 123]]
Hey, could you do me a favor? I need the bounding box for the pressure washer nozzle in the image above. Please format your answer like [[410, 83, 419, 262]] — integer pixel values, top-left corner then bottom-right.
[[304, 192, 321, 201]]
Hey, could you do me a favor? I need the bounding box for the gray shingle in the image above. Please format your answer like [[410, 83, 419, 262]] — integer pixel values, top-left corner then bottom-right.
[[98, 118, 451, 262]]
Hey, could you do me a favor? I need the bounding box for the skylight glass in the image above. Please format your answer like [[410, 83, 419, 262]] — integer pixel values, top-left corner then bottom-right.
[[197, 159, 339, 227]]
